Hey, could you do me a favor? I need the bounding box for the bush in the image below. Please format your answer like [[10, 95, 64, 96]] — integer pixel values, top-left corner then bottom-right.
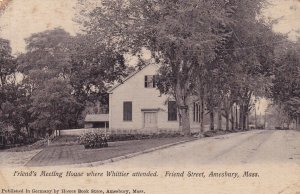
[[107, 132, 182, 142], [79, 132, 108, 149]]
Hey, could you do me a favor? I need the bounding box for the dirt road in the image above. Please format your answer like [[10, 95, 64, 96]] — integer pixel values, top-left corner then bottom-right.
[[105, 130, 300, 167]]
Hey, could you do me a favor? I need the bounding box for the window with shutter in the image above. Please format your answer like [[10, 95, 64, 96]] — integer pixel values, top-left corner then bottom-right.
[[144, 75, 156, 88], [123, 101, 132, 121], [168, 101, 177, 121]]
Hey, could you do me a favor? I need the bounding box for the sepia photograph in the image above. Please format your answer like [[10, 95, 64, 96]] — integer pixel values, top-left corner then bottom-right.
[[0, 0, 299, 193]]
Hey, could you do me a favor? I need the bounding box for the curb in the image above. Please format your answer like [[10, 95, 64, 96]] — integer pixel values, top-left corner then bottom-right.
[[69, 138, 198, 168]]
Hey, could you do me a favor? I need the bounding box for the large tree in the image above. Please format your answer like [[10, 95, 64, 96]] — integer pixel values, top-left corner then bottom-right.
[[17, 28, 82, 135], [17, 28, 128, 136], [0, 38, 17, 132], [231, 21, 283, 130], [18, 28, 72, 85], [69, 34, 127, 105], [82, 0, 232, 135], [271, 41, 300, 125], [29, 79, 82, 136], [190, 0, 281, 131]]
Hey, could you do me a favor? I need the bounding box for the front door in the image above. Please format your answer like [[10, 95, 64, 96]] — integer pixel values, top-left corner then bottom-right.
[[144, 112, 157, 129]]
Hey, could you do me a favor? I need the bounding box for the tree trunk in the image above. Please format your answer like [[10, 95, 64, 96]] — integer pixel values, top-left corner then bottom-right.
[[217, 106, 222, 130], [239, 104, 248, 130], [254, 107, 257, 129], [225, 111, 229, 131], [241, 91, 253, 131], [200, 98, 204, 133], [246, 114, 249, 130], [180, 107, 190, 136], [210, 109, 214, 131], [26, 126, 30, 137], [235, 105, 239, 129], [231, 106, 234, 130], [239, 106, 243, 130], [175, 78, 190, 136], [264, 112, 266, 129], [242, 109, 247, 130]]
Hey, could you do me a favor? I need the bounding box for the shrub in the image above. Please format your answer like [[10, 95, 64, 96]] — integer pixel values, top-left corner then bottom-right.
[[79, 132, 108, 149], [107, 132, 182, 142]]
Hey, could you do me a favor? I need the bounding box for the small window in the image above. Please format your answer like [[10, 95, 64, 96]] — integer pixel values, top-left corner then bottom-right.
[[168, 101, 177, 121], [123, 101, 132, 121], [145, 75, 156, 88]]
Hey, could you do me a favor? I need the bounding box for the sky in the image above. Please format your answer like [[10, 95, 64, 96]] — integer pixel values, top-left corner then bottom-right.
[[263, 0, 300, 40], [0, 0, 79, 54], [0, 0, 299, 54], [0, 0, 299, 114]]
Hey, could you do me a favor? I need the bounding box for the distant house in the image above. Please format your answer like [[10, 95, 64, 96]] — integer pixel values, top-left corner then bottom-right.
[[107, 63, 202, 132], [84, 114, 109, 128]]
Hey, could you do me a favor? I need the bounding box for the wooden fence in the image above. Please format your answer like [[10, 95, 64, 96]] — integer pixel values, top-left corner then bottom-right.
[[55, 126, 211, 136]]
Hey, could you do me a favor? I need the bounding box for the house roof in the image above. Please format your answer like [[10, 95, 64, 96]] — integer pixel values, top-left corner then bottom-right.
[[107, 64, 150, 93], [85, 114, 109, 122]]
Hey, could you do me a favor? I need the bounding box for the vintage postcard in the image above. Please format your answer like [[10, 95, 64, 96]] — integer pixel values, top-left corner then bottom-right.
[[0, 0, 299, 193]]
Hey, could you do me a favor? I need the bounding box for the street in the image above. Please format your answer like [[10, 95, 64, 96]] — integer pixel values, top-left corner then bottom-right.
[[104, 130, 300, 167], [1, 130, 299, 194]]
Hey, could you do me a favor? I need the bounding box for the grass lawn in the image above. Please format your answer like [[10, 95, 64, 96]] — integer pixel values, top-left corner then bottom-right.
[[25, 137, 193, 167]]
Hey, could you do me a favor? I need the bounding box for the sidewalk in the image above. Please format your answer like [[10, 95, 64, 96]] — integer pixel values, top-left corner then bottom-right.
[[0, 149, 42, 167]]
